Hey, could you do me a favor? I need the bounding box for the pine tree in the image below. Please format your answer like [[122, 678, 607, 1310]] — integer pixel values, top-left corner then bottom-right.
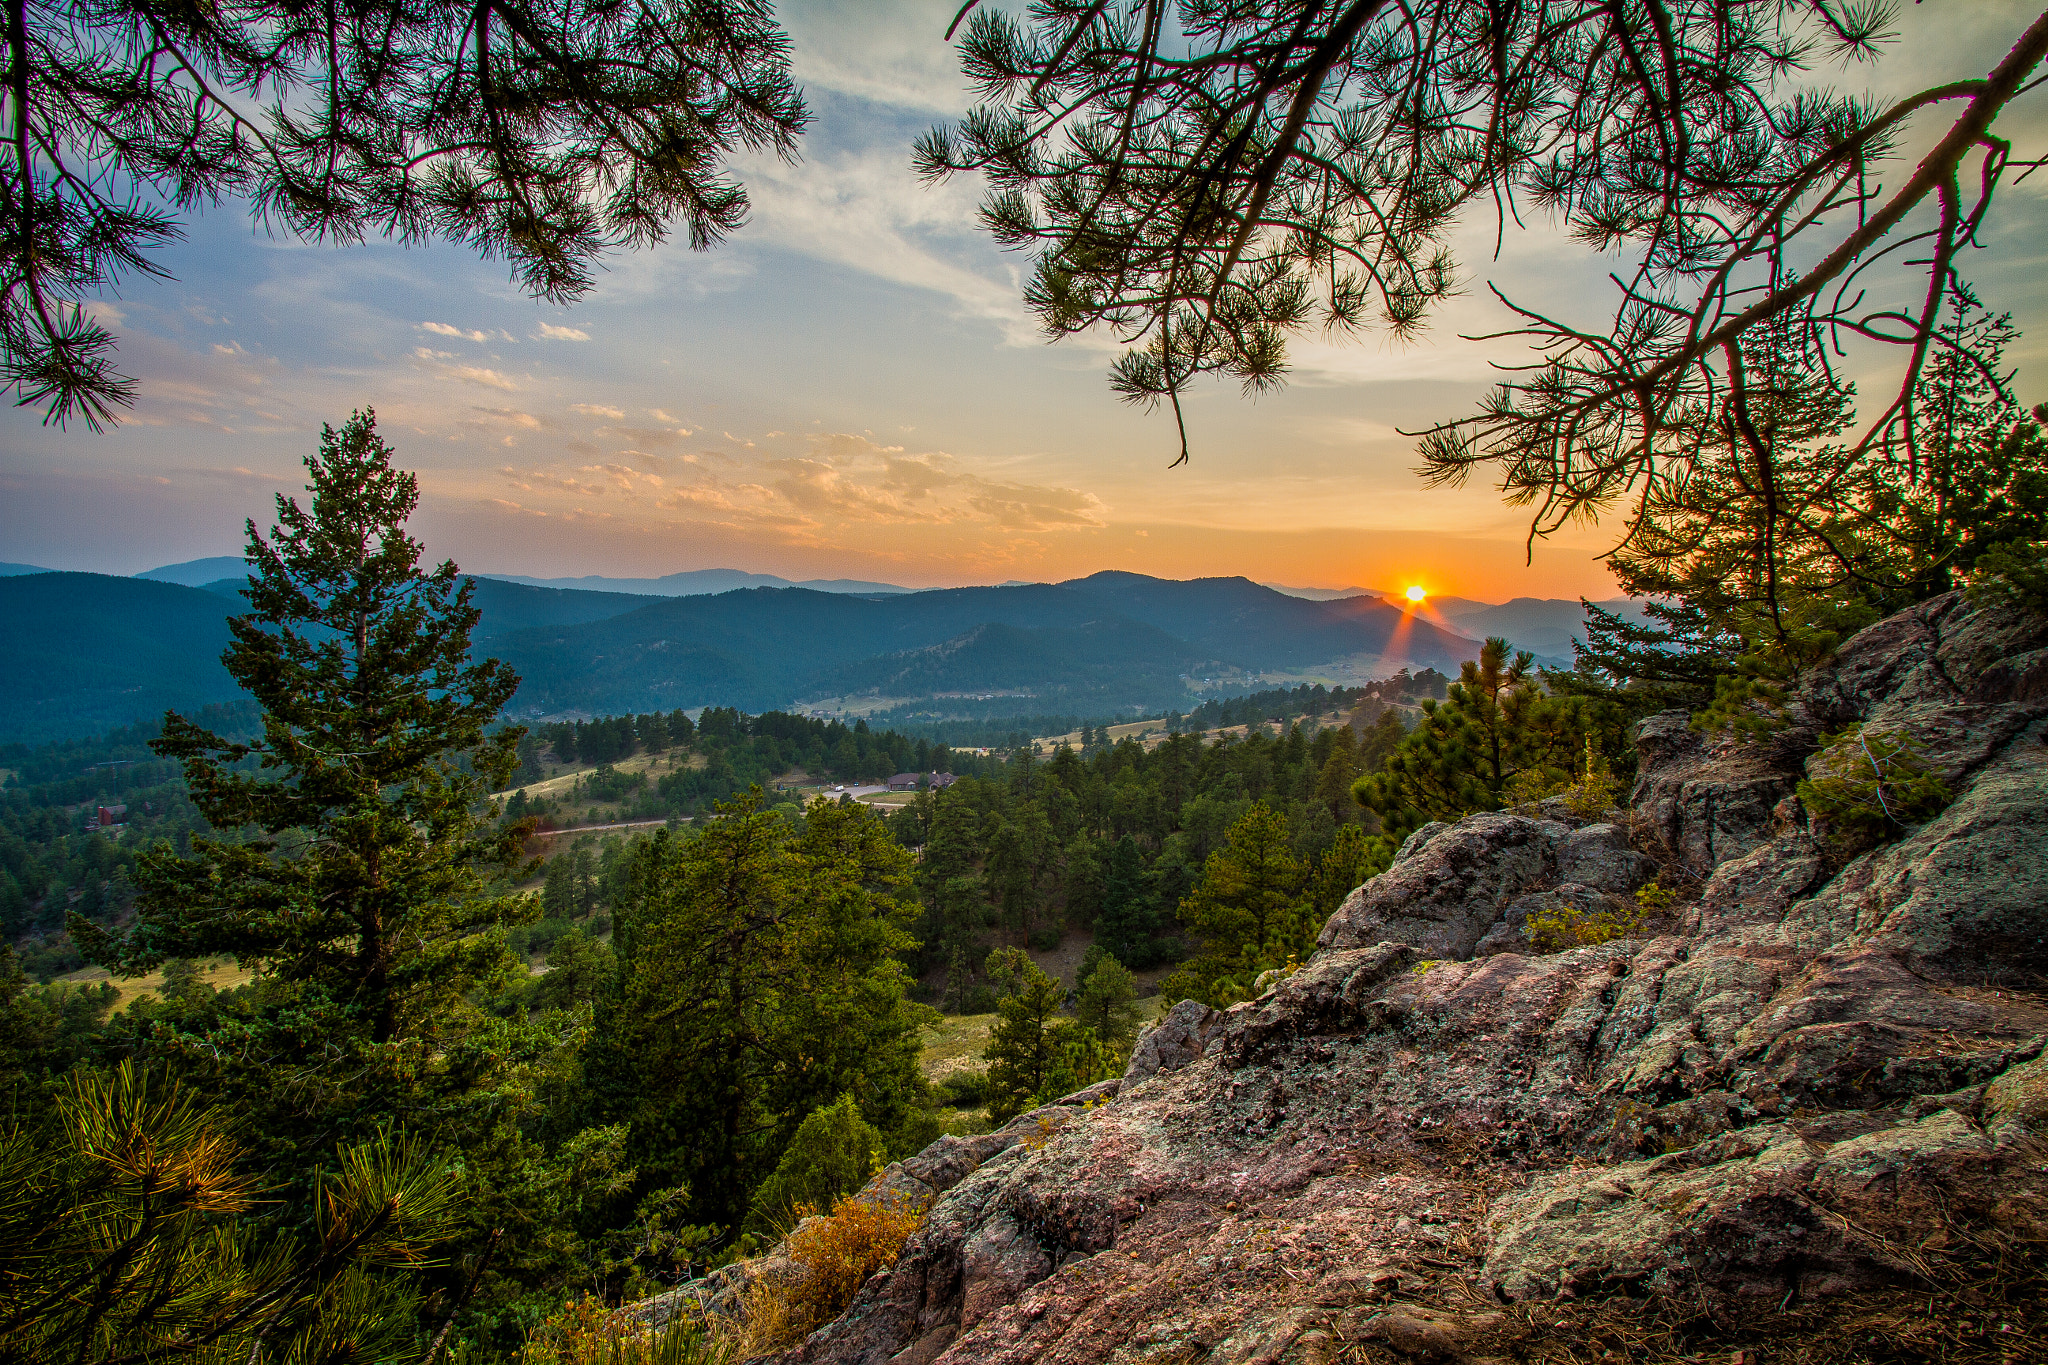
[[742, 1095, 884, 1238], [1312, 731, 1360, 823], [982, 948, 1105, 1123], [1073, 954, 1140, 1050], [916, 793, 988, 961], [595, 794, 930, 1230], [1095, 835, 1160, 966], [1305, 825, 1381, 926], [75, 410, 533, 1160], [1352, 639, 1609, 849], [1160, 804, 1310, 1008]]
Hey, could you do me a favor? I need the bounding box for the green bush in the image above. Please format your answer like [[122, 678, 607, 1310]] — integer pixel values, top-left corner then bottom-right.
[[938, 1070, 989, 1108], [1525, 898, 1646, 953], [1797, 724, 1950, 849], [742, 1095, 883, 1238], [1027, 926, 1061, 952]]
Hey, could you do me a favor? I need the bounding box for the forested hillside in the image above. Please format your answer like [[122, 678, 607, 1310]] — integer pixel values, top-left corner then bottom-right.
[[0, 568, 1478, 744]]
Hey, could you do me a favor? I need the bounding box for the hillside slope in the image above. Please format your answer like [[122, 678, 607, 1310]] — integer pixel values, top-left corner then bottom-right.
[[0, 571, 1485, 740], [0, 572, 662, 742], [811, 619, 1205, 713], [199, 574, 660, 638], [0, 574, 242, 742], [651, 592, 2048, 1364]]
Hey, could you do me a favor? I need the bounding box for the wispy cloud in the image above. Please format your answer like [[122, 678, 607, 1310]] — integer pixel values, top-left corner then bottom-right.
[[421, 321, 490, 341], [536, 323, 592, 341], [735, 146, 1044, 345], [411, 349, 520, 391], [492, 429, 1106, 539]]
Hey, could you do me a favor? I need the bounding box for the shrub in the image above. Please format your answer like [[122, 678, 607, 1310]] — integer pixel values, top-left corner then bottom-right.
[[1634, 881, 1680, 917], [1796, 724, 1950, 850], [743, 1095, 883, 1238], [513, 1298, 728, 1365], [1027, 926, 1062, 952], [938, 1070, 989, 1108], [1526, 897, 1646, 953], [733, 1195, 924, 1353]]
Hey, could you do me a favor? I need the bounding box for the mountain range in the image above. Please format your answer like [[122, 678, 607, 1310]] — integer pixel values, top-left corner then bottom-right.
[[0, 558, 1656, 743], [0, 569, 1498, 743], [128, 557, 920, 598], [481, 568, 916, 596]]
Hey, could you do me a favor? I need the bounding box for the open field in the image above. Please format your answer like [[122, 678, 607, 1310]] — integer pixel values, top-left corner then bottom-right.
[[501, 748, 703, 803], [58, 957, 256, 1011], [918, 1012, 996, 1084]]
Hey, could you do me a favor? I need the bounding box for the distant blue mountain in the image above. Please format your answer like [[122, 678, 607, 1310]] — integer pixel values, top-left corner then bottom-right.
[[0, 573, 243, 742], [196, 574, 660, 639], [0, 562, 55, 576], [1263, 582, 1389, 601], [482, 568, 913, 596], [136, 556, 249, 586], [0, 569, 1484, 744]]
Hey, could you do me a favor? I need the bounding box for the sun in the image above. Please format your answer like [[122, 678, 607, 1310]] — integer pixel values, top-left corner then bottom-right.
[[1405, 585, 1427, 603]]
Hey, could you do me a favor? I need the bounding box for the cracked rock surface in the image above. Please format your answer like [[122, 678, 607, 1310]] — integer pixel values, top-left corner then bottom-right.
[[661, 595, 2048, 1365]]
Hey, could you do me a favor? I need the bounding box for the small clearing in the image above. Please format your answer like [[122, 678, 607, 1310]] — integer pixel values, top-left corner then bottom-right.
[[57, 957, 256, 1011], [919, 1013, 996, 1084]]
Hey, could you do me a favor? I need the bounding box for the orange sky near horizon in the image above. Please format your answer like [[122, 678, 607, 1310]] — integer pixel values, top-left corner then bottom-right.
[[2, 3, 2036, 606]]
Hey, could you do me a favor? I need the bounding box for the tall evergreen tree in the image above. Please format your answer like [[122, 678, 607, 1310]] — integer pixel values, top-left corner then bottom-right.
[[1095, 835, 1161, 967], [1352, 640, 1617, 851], [594, 794, 930, 1231], [77, 410, 533, 1156], [981, 948, 1111, 1123], [1161, 804, 1310, 1008]]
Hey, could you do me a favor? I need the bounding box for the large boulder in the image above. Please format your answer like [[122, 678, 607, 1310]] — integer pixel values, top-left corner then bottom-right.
[[1122, 1000, 1223, 1086], [1629, 710, 1800, 878], [1318, 813, 1562, 959], [685, 596, 2048, 1365]]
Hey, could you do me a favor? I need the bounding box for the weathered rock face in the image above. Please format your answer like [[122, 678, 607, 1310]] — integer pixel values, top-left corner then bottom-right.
[[691, 595, 2048, 1365]]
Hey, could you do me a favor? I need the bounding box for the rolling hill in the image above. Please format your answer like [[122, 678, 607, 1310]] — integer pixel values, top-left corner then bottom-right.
[[137, 556, 251, 586], [0, 570, 1485, 742], [481, 568, 914, 596], [483, 575, 1480, 717], [0, 574, 244, 742]]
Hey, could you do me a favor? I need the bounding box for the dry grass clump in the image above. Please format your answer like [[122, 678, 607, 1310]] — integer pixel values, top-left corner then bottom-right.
[[513, 1296, 729, 1365], [722, 1194, 925, 1357]]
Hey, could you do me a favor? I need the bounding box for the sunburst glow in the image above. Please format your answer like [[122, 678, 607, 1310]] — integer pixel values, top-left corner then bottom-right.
[[1405, 585, 1427, 602]]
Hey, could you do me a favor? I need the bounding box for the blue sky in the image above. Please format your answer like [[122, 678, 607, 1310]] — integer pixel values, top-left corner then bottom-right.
[[2, 0, 2043, 600]]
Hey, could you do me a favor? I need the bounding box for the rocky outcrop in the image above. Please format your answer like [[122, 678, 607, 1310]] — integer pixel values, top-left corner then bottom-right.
[[684, 594, 2048, 1365]]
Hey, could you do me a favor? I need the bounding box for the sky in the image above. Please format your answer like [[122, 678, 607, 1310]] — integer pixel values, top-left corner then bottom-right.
[[1, 1, 2044, 600]]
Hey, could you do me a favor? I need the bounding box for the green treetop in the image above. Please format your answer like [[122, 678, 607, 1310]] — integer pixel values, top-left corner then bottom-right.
[[981, 948, 1113, 1124], [1353, 639, 1622, 851], [1160, 803, 1312, 1008], [77, 410, 534, 1151], [593, 793, 932, 1232]]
